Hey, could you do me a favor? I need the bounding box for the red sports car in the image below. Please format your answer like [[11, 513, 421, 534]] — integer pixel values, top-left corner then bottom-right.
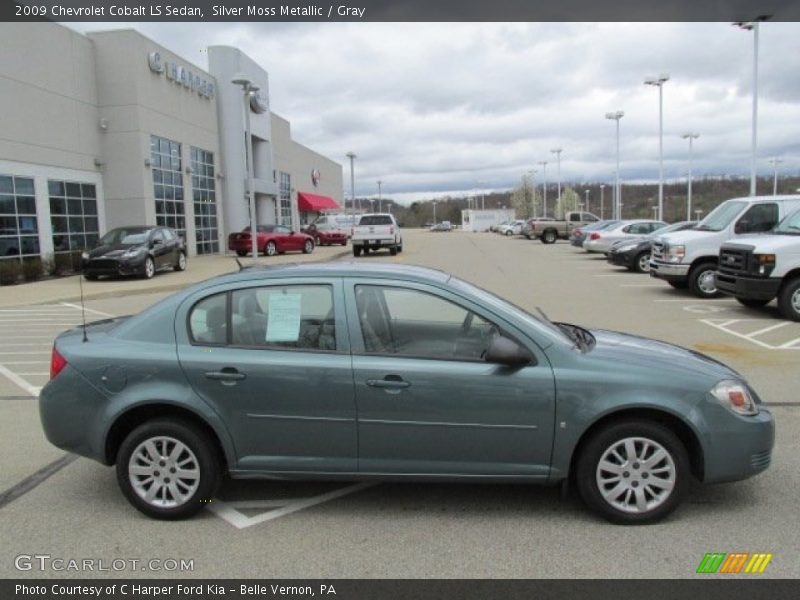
[[301, 223, 348, 246], [228, 225, 315, 257]]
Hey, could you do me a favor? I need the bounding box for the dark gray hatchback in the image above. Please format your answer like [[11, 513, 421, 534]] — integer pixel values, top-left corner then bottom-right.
[[40, 263, 774, 523]]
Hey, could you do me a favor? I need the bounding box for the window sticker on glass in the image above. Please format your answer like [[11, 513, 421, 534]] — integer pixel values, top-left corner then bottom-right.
[[266, 293, 302, 342]]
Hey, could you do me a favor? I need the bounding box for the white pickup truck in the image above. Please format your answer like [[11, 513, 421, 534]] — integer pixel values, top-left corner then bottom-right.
[[351, 213, 403, 257]]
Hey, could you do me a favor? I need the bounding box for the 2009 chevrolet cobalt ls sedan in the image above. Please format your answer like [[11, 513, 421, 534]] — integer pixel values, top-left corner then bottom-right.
[[40, 263, 774, 524]]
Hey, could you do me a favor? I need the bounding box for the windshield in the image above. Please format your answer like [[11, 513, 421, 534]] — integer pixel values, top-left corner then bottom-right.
[[695, 200, 746, 232], [448, 276, 573, 347], [646, 221, 694, 239], [359, 215, 393, 226], [99, 228, 150, 246], [773, 209, 800, 234]]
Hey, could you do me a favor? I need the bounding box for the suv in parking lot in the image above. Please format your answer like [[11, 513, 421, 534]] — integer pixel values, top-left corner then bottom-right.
[[650, 195, 800, 298], [716, 207, 800, 320], [527, 211, 600, 243]]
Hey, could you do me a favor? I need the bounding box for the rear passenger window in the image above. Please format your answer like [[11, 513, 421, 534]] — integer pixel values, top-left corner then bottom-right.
[[189, 293, 227, 345], [231, 285, 336, 351]]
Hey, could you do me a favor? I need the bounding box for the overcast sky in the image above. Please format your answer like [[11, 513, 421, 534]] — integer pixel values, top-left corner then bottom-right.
[[69, 22, 800, 204]]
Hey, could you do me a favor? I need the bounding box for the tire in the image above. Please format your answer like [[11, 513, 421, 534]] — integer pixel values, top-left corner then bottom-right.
[[777, 277, 800, 321], [542, 230, 557, 244], [84, 273, 98, 281], [363, 247, 370, 255], [735, 297, 771, 309], [667, 280, 688, 290], [116, 419, 221, 520], [173, 251, 187, 272], [688, 261, 720, 298], [575, 419, 690, 524], [264, 241, 277, 257], [303, 239, 314, 254], [353, 246, 362, 257], [142, 257, 155, 279], [235, 250, 248, 257], [390, 246, 398, 256], [634, 252, 651, 274], [398, 242, 403, 253], [505, 230, 512, 237]]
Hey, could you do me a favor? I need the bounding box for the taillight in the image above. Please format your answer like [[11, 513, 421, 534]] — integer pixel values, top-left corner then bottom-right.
[[50, 347, 67, 380], [590, 232, 601, 240], [575, 229, 582, 236]]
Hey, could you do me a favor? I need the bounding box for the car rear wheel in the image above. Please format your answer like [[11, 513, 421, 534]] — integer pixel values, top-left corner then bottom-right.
[[303, 239, 314, 254], [390, 246, 398, 256], [353, 246, 362, 257], [542, 230, 557, 244], [264, 241, 277, 257], [735, 297, 771, 308], [174, 251, 187, 272], [689, 262, 720, 298], [142, 257, 155, 279], [634, 252, 651, 274], [777, 277, 800, 321], [116, 419, 221, 520], [576, 419, 689, 524]]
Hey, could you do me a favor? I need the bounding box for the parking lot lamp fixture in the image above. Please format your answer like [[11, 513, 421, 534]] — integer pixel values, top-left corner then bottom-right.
[[644, 74, 669, 221], [551, 148, 563, 205], [605, 111, 624, 219], [537, 161, 548, 217], [769, 158, 783, 196], [231, 74, 260, 263], [346, 152, 357, 217], [681, 133, 700, 220]]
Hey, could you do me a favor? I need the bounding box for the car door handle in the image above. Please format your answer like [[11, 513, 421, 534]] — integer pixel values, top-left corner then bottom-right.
[[205, 368, 246, 384], [366, 377, 410, 389]]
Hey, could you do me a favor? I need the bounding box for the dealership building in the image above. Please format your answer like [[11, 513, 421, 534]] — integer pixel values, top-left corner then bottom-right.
[[0, 22, 343, 263]]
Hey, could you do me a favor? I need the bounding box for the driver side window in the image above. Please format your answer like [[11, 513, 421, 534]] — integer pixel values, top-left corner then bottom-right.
[[737, 203, 779, 234], [355, 285, 497, 361]]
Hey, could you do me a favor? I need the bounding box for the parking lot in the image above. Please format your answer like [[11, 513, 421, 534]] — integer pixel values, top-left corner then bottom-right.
[[1, 229, 798, 578]]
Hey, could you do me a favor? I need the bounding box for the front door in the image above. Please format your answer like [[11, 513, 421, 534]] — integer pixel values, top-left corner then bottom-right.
[[176, 280, 357, 473], [345, 281, 556, 478]]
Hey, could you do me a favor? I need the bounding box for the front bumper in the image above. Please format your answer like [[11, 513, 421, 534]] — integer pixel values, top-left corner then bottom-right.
[[649, 260, 690, 280], [701, 404, 775, 483], [607, 251, 635, 268], [82, 255, 146, 276], [715, 272, 781, 301]]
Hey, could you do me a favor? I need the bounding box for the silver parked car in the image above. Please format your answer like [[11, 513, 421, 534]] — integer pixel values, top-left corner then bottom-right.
[[583, 220, 667, 254]]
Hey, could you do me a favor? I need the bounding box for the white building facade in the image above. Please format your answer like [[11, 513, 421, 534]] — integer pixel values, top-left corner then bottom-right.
[[0, 23, 343, 266]]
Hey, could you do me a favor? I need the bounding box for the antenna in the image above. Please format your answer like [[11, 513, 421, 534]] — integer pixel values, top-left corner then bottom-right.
[[79, 270, 88, 343]]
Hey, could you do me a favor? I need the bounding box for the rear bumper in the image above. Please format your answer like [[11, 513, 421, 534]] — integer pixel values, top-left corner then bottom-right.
[[352, 239, 395, 247], [649, 261, 690, 281], [715, 273, 781, 301]]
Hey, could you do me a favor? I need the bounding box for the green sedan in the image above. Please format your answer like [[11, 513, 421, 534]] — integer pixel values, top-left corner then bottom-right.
[[40, 263, 774, 524]]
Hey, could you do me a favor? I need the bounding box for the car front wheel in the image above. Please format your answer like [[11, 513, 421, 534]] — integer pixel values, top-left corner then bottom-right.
[[542, 230, 557, 244], [353, 246, 362, 257], [634, 252, 651, 274], [303, 239, 314, 254], [174, 251, 187, 272], [116, 419, 221, 520], [575, 419, 689, 524], [689, 262, 720, 298], [264, 241, 277, 257], [142, 257, 155, 279], [777, 277, 800, 321]]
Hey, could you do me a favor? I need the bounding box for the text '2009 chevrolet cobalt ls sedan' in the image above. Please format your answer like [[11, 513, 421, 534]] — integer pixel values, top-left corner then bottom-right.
[[40, 263, 774, 524]]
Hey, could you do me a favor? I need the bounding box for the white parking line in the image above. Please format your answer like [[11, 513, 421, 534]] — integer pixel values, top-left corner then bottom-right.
[[0, 364, 41, 396], [701, 318, 800, 350], [208, 482, 375, 529], [60, 302, 115, 317], [779, 337, 800, 349], [745, 322, 790, 338]]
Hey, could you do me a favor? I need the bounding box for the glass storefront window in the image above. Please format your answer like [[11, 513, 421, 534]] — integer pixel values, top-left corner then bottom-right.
[[151, 135, 186, 239], [0, 175, 39, 262], [279, 171, 292, 227], [48, 179, 99, 253], [191, 146, 219, 255]]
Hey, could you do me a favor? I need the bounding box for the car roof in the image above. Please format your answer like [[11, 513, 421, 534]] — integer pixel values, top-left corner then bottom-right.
[[211, 261, 451, 286]]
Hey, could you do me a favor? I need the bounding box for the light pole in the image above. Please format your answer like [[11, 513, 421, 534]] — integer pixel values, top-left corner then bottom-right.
[[231, 74, 260, 262], [537, 161, 548, 217], [528, 169, 537, 217], [645, 74, 669, 221], [346, 152, 356, 217], [432, 200, 437, 225], [476, 180, 487, 210], [735, 17, 770, 196], [600, 184, 605, 219], [652, 206, 658, 220], [551, 148, 563, 206], [377, 180, 383, 211], [681, 132, 699, 221], [768, 158, 783, 196], [584, 189, 590, 213], [605, 111, 624, 220]]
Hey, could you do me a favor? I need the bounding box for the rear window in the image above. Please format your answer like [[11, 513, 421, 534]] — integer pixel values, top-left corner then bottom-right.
[[358, 215, 393, 226]]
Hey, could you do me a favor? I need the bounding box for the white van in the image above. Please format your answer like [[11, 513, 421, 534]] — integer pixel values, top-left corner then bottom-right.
[[308, 213, 356, 233], [650, 195, 800, 298]]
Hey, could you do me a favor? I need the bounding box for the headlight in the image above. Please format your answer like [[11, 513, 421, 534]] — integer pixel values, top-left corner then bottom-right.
[[666, 244, 685, 263], [711, 380, 758, 416], [753, 254, 776, 276], [80, 251, 89, 260]]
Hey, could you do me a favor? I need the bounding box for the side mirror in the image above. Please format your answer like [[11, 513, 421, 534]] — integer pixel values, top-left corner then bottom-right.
[[485, 336, 534, 367], [152, 238, 163, 247]]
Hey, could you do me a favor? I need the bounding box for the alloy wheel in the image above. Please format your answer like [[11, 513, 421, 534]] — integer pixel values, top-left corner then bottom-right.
[[144, 257, 155, 279], [697, 269, 717, 295], [595, 436, 676, 514], [637, 253, 651, 273], [128, 436, 200, 508]]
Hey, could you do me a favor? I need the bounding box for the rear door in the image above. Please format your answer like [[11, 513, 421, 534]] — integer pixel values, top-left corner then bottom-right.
[[345, 279, 556, 478], [176, 279, 357, 472]]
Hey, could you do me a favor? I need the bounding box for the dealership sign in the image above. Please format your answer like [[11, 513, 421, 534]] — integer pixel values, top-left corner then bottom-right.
[[148, 52, 215, 99], [311, 169, 321, 187]]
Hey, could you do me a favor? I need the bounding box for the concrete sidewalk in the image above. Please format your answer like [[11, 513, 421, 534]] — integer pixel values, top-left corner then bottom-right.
[[0, 246, 350, 309]]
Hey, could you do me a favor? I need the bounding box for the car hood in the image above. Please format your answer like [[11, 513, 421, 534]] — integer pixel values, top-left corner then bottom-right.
[[588, 328, 740, 381], [88, 244, 144, 258], [724, 234, 800, 252], [654, 229, 716, 246]]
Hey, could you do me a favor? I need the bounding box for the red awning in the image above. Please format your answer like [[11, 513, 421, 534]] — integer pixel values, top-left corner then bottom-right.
[[297, 192, 340, 212]]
